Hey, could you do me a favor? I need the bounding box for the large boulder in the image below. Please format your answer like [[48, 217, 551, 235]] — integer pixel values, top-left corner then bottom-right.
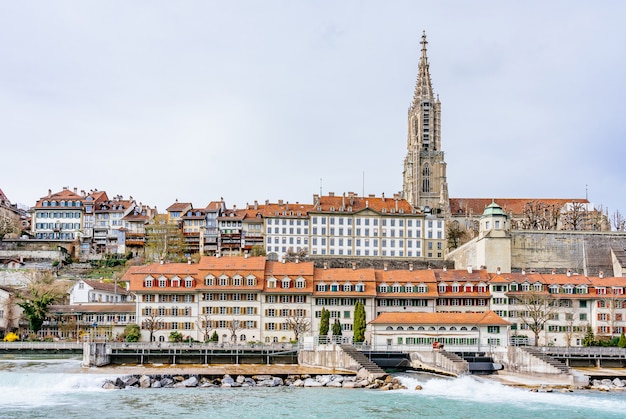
[[304, 378, 323, 387], [139, 375, 151, 388], [180, 376, 199, 387], [316, 375, 332, 386]]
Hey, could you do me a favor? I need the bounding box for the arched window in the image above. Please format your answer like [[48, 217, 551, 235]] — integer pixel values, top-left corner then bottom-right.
[[422, 164, 431, 193]]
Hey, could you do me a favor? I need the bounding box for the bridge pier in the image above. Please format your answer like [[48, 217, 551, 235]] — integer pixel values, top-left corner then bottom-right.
[[83, 342, 110, 367]]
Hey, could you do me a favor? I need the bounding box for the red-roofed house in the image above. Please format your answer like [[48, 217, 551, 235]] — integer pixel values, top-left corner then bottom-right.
[[369, 310, 510, 351]]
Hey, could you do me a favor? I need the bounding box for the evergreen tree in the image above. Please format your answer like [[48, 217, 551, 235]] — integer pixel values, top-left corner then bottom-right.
[[353, 301, 366, 343], [332, 319, 342, 336], [582, 325, 595, 346], [319, 307, 330, 337], [619, 332, 626, 348]]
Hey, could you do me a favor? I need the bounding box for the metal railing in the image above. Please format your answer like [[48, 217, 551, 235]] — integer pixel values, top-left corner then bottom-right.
[[536, 346, 626, 358], [0, 341, 83, 350]]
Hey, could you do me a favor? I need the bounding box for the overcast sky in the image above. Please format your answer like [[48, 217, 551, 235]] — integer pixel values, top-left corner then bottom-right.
[[1, 1, 625, 221]]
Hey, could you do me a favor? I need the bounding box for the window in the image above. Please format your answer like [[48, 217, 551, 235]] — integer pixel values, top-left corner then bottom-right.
[[487, 326, 500, 334]]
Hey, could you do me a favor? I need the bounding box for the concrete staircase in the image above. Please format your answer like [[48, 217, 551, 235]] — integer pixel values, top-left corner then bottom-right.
[[339, 344, 386, 376], [520, 346, 572, 375]]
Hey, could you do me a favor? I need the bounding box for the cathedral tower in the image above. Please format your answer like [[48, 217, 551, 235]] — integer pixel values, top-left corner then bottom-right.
[[402, 32, 450, 215]]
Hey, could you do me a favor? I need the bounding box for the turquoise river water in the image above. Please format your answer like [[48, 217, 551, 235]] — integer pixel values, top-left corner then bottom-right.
[[0, 355, 625, 419]]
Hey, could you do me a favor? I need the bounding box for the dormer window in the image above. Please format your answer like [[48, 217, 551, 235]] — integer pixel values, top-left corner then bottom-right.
[[247, 276, 257, 286], [533, 283, 543, 292], [343, 283, 353, 292], [438, 283, 447, 293], [330, 282, 339, 292], [316, 283, 328, 292], [521, 283, 530, 292], [378, 284, 388, 293], [171, 277, 181, 287], [205, 275, 215, 286], [417, 284, 428, 293], [355, 283, 365, 292], [405, 283, 414, 293], [451, 283, 460, 293], [510, 283, 518, 292], [391, 283, 402, 293], [548, 285, 559, 294], [295, 278, 306, 289], [158, 277, 167, 287], [477, 283, 487, 293], [219, 276, 229, 286], [597, 287, 607, 295], [282, 278, 291, 289], [144, 278, 153, 288], [464, 283, 474, 293], [267, 278, 277, 289], [185, 278, 193, 288]]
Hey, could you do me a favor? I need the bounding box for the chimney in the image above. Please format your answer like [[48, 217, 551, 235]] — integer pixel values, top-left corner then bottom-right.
[[522, 268, 526, 275], [73, 187, 77, 194], [48, 189, 52, 198], [384, 263, 388, 271], [329, 192, 334, 197], [467, 266, 473, 274], [567, 269, 572, 277], [409, 263, 414, 272], [382, 192, 385, 202], [342, 193, 346, 209], [244, 253, 249, 259], [443, 266, 447, 272], [63, 186, 68, 191], [323, 262, 328, 270], [551, 269, 556, 275], [278, 200, 283, 205], [496, 267, 501, 275], [160, 259, 164, 265], [254, 200, 258, 210], [295, 257, 299, 264], [599, 271, 604, 279], [352, 262, 356, 270]]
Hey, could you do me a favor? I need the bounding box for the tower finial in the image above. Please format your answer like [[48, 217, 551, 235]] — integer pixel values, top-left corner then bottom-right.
[[411, 31, 434, 109]]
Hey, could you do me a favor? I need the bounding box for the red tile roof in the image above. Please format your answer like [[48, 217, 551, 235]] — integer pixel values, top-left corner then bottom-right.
[[370, 310, 510, 326], [312, 194, 418, 215], [450, 198, 589, 216]]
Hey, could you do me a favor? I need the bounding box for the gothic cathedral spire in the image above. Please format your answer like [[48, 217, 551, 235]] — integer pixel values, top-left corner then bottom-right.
[[402, 31, 449, 216]]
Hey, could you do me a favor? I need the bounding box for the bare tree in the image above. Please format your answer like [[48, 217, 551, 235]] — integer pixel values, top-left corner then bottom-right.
[[227, 318, 243, 343], [285, 311, 311, 341], [142, 310, 163, 342], [560, 201, 588, 231], [611, 209, 626, 232], [520, 201, 559, 230], [597, 295, 620, 340], [516, 291, 560, 346], [145, 217, 185, 263], [0, 212, 20, 239], [196, 313, 213, 342], [0, 289, 21, 334]]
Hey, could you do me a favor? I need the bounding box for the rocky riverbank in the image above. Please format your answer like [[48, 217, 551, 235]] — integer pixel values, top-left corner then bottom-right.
[[102, 368, 406, 391], [589, 378, 626, 392]]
